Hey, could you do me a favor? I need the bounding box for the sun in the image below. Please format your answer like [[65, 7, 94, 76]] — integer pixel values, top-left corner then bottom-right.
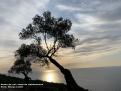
[[41, 70, 61, 83], [46, 73, 54, 82]]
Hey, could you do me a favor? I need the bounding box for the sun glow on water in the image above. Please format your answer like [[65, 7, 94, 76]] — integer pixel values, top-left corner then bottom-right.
[[40, 70, 64, 83], [46, 72, 54, 82]]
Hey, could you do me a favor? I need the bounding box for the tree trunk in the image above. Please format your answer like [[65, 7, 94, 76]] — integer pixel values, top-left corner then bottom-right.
[[48, 56, 88, 91], [22, 72, 31, 85]]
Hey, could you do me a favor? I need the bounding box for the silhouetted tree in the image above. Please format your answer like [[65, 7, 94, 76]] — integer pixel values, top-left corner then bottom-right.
[[8, 49, 32, 84], [12, 11, 88, 91]]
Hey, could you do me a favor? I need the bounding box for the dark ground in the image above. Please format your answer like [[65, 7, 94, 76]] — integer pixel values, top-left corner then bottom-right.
[[0, 74, 88, 91], [0, 74, 67, 91]]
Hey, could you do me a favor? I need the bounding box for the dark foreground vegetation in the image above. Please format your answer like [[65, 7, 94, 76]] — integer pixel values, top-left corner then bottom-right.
[[0, 74, 88, 91], [0, 74, 67, 91]]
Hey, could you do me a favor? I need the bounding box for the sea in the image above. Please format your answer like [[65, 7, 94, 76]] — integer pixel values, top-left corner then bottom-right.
[[3, 66, 121, 91], [31, 66, 121, 91]]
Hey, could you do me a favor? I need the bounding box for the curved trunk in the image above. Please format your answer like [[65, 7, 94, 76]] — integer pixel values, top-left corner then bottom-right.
[[48, 57, 88, 91], [48, 56, 65, 71]]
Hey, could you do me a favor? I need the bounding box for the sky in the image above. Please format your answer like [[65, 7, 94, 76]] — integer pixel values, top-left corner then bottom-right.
[[0, 0, 121, 73]]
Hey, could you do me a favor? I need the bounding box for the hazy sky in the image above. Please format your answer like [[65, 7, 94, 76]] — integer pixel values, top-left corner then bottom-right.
[[0, 0, 121, 72]]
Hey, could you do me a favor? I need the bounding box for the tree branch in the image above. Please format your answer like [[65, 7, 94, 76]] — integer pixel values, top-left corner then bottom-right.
[[50, 45, 60, 57], [43, 32, 49, 51], [46, 37, 58, 56], [32, 35, 41, 45]]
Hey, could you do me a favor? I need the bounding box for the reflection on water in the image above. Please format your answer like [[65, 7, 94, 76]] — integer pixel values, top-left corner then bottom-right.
[[45, 72, 54, 82], [39, 70, 65, 83]]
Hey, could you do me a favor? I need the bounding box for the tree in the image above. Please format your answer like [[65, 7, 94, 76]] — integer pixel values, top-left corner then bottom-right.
[[12, 11, 88, 91], [8, 45, 32, 84]]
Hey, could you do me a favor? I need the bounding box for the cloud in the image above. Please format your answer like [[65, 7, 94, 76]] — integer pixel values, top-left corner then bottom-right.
[[0, 0, 49, 51], [56, 5, 83, 11], [66, 1, 121, 55], [1, 0, 121, 69]]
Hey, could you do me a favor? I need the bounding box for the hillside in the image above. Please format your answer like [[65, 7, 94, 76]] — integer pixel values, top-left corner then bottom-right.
[[0, 74, 67, 91]]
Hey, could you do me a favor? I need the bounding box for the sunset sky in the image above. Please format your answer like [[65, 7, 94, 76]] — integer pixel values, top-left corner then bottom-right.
[[0, 0, 121, 73]]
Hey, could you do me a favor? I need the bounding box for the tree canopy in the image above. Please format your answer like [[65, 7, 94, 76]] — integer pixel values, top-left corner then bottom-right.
[[9, 11, 78, 74], [8, 57, 32, 75], [17, 11, 77, 65]]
